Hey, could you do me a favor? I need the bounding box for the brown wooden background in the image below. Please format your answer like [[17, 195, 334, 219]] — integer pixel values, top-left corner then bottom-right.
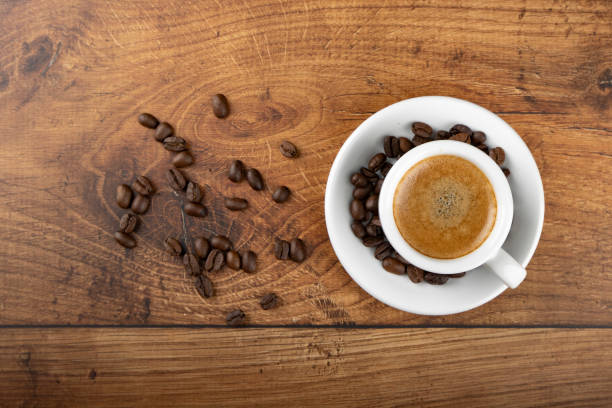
[[0, 0, 610, 406]]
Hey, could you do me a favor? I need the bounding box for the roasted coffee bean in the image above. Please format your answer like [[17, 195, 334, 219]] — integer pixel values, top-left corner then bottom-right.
[[226, 309, 246, 326], [448, 272, 466, 278], [186, 182, 203, 203], [423, 272, 449, 285], [225, 197, 248, 211], [154, 122, 174, 142], [226, 250, 241, 270], [398, 137, 414, 153], [194, 237, 210, 259], [374, 242, 392, 260], [374, 179, 384, 194], [183, 252, 200, 276], [172, 151, 194, 168], [363, 211, 374, 225], [412, 121, 433, 136], [119, 213, 138, 233], [369, 215, 381, 227], [212, 94, 230, 118], [368, 153, 386, 171], [204, 249, 221, 271], [406, 265, 424, 283], [163, 136, 187, 152], [246, 168, 264, 191], [289, 238, 307, 262], [260, 293, 278, 310], [184, 202, 207, 217], [412, 135, 432, 146], [362, 236, 385, 247], [391, 137, 401, 157], [472, 131, 486, 145], [350, 199, 367, 220], [164, 237, 183, 256], [449, 132, 471, 144], [280, 141, 299, 158], [365, 223, 381, 237], [450, 124, 472, 136], [211, 235, 232, 251], [413, 128, 432, 139], [360, 167, 377, 178], [489, 147, 506, 165], [116, 184, 133, 209], [272, 186, 290, 203], [138, 113, 159, 129], [477, 144, 489, 154], [353, 185, 372, 200], [383, 136, 396, 157], [436, 130, 450, 140], [502, 168, 511, 177], [228, 160, 245, 182], [242, 250, 257, 273], [274, 238, 290, 260], [380, 162, 392, 177], [132, 176, 154, 196], [382, 257, 406, 275], [365, 194, 378, 212], [350, 172, 369, 188], [114, 231, 136, 248], [393, 252, 410, 265], [130, 194, 150, 214], [213, 251, 225, 271], [351, 221, 366, 238], [194, 275, 214, 298], [167, 168, 187, 191]]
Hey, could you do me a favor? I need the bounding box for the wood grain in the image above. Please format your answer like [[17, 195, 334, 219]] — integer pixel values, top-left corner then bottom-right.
[[0, 0, 611, 325]]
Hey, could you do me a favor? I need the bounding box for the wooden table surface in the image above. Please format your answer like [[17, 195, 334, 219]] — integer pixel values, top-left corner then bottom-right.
[[0, 0, 610, 406]]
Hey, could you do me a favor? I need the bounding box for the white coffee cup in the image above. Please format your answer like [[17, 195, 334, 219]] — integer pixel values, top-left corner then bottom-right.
[[378, 140, 526, 289]]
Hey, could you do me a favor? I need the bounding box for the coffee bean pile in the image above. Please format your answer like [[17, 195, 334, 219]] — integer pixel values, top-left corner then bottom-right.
[[350, 121, 509, 285]]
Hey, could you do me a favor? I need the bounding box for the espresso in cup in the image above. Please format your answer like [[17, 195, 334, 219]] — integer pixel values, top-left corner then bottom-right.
[[393, 155, 496, 259]]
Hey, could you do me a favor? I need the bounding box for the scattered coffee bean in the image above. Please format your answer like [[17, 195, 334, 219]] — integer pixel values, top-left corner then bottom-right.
[[183, 252, 200, 276], [211, 94, 230, 118], [132, 176, 154, 196], [412, 122, 433, 136], [280, 141, 299, 158], [130, 194, 150, 214], [391, 136, 401, 157], [212, 250, 225, 271], [163, 136, 187, 152], [154, 122, 174, 142], [450, 124, 472, 136], [374, 179, 384, 194], [184, 202, 207, 217], [368, 153, 386, 171], [226, 309, 246, 326], [194, 237, 210, 259], [449, 132, 471, 144], [226, 250, 241, 270], [289, 238, 306, 262], [398, 137, 414, 153], [366, 223, 381, 237], [260, 293, 279, 310], [382, 257, 406, 275], [167, 168, 187, 191], [351, 221, 366, 238], [172, 151, 194, 168], [472, 131, 486, 145], [242, 250, 257, 273], [413, 128, 432, 139], [365, 194, 378, 212], [423, 272, 449, 285], [477, 144, 489, 154], [489, 147, 506, 165], [274, 238, 291, 260], [272, 186, 290, 203], [374, 242, 392, 260], [412, 135, 431, 146], [119, 213, 138, 233], [502, 168, 511, 177], [204, 249, 221, 271], [225, 197, 248, 211], [211, 235, 232, 251], [436, 130, 450, 140], [383, 136, 396, 158], [369, 215, 381, 227], [351, 172, 369, 188], [164, 237, 183, 256], [186, 182, 203, 203], [360, 167, 377, 179], [448, 272, 466, 278], [194, 275, 214, 298], [393, 252, 410, 265], [138, 113, 159, 129], [350, 199, 367, 221], [380, 162, 392, 177], [363, 236, 385, 247], [406, 265, 424, 283], [228, 160, 245, 183], [246, 168, 264, 191], [353, 185, 372, 200], [114, 231, 136, 248], [116, 184, 133, 209]]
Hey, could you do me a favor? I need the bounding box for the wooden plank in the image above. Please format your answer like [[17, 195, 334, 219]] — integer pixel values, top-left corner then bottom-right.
[[0, 328, 610, 407], [0, 0, 611, 325]]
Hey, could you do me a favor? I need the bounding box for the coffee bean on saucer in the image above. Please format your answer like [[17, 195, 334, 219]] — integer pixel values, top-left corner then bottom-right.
[[502, 168, 511, 177], [472, 131, 486, 145], [280, 141, 299, 158], [186, 182, 203, 203], [382, 257, 406, 275], [132, 176, 154, 196], [163, 136, 187, 152], [374, 242, 392, 260], [260, 293, 278, 310], [167, 168, 187, 191], [274, 238, 290, 260], [226, 309, 246, 326], [130, 194, 150, 214], [194, 275, 214, 298], [350, 199, 367, 220], [119, 213, 138, 233], [204, 249, 221, 272], [226, 250, 241, 270], [412, 122, 433, 136], [172, 151, 194, 168], [246, 168, 264, 191], [360, 167, 377, 179], [228, 160, 245, 182], [436, 130, 450, 140], [365, 194, 378, 212], [114, 231, 136, 248], [241, 250, 257, 273], [393, 252, 410, 265], [272, 186, 290, 203], [363, 236, 385, 247], [164, 237, 183, 256], [449, 132, 471, 144], [365, 223, 381, 237], [193, 237, 210, 259], [489, 147, 506, 165], [391, 137, 401, 157], [183, 252, 200, 276], [368, 153, 386, 171], [423, 272, 449, 285], [225, 197, 248, 211], [412, 135, 432, 146], [138, 113, 159, 129], [374, 179, 384, 194], [212, 94, 230, 118], [351, 221, 366, 238], [398, 137, 414, 153], [450, 124, 472, 136], [184, 202, 207, 217], [413, 128, 432, 139], [380, 162, 392, 177], [154, 122, 174, 142], [353, 185, 372, 200], [116, 184, 133, 209], [289, 238, 306, 262], [211, 235, 232, 251], [383, 136, 396, 158], [350, 172, 369, 188], [369, 215, 381, 227], [448, 272, 466, 278], [477, 144, 489, 154], [406, 265, 424, 283]]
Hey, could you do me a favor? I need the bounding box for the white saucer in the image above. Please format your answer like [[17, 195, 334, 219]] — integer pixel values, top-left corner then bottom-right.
[[324, 96, 544, 315]]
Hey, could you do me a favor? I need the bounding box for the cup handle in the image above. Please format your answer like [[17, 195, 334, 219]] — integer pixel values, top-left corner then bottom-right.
[[484, 249, 526, 289]]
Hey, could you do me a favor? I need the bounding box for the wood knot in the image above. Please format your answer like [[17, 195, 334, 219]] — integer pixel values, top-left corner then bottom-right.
[[597, 68, 612, 92], [20, 36, 54, 75]]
